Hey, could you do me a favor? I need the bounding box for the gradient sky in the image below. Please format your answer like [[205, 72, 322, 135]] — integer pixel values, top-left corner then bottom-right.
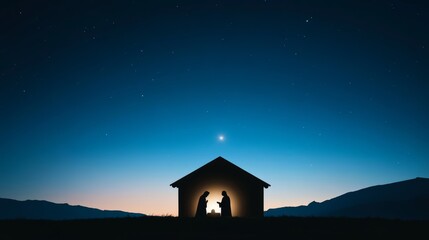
[[1, 0, 428, 216]]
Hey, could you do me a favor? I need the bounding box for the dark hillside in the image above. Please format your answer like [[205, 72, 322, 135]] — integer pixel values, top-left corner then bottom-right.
[[0, 198, 144, 220], [266, 177, 429, 220]]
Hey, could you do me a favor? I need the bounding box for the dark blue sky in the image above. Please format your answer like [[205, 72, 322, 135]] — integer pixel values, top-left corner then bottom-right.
[[1, 0, 428, 215]]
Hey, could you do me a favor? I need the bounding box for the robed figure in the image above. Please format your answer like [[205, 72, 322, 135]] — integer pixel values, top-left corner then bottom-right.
[[195, 191, 210, 218], [217, 190, 232, 217]]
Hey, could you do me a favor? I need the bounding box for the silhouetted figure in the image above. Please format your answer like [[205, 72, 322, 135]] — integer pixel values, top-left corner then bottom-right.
[[217, 190, 232, 217], [195, 191, 210, 218]]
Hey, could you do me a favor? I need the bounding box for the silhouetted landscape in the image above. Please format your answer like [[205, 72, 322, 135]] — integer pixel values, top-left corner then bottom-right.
[[266, 177, 429, 220], [1, 178, 428, 239], [0, 198, 144, 220], [2, 177, 427, 221]]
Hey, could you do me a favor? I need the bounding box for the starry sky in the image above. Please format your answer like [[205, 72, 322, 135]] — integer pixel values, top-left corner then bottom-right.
[[1, 0, 428, 216]]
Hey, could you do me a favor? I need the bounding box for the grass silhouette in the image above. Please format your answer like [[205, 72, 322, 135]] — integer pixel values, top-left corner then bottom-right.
[[1, 216, 427, 239]]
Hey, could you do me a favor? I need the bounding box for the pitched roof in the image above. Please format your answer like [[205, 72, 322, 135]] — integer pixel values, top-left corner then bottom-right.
[[170, 156, 270, 188]]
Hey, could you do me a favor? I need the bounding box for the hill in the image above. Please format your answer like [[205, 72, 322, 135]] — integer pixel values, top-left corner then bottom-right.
[[265, 177, 429, 220], [0, 198, 145, 220]]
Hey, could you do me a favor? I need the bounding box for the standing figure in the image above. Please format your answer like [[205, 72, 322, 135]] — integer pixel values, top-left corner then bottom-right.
[[217, 190, 232, 217], [195, 191, 210, 218]]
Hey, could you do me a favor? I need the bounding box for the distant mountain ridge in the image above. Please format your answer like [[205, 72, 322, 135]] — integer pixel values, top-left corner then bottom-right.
[[0, 198, 145, 220], [265, 177, 429, 220]]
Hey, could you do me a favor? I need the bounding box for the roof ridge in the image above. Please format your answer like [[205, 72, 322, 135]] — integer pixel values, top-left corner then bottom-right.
[[170, 156, 270, 188]]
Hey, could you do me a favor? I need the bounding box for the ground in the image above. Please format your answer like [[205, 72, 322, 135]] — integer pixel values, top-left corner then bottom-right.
[[1, 216, 426, 239]]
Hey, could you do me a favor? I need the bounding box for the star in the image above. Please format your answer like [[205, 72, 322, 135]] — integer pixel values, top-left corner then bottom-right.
[[218, 135, 225, 142]]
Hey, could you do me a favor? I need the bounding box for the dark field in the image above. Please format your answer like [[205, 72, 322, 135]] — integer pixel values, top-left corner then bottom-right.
[[1, 216, 427, 240]]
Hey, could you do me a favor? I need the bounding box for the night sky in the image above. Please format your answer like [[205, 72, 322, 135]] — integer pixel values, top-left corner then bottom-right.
[[1, 0, 428, 215]]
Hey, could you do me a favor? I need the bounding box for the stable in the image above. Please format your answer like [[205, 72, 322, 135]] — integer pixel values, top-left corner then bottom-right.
[[170, 156, 270, 217]]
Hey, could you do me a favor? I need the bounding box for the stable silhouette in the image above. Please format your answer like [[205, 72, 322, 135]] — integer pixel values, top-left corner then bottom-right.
[[195, 191, 210, 218], [171, 156, 270, 217], [217, 190, 232, 217]]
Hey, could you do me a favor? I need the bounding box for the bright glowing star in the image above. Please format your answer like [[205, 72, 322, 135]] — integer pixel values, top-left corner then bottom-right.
[[218, 135, 225, 141]]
